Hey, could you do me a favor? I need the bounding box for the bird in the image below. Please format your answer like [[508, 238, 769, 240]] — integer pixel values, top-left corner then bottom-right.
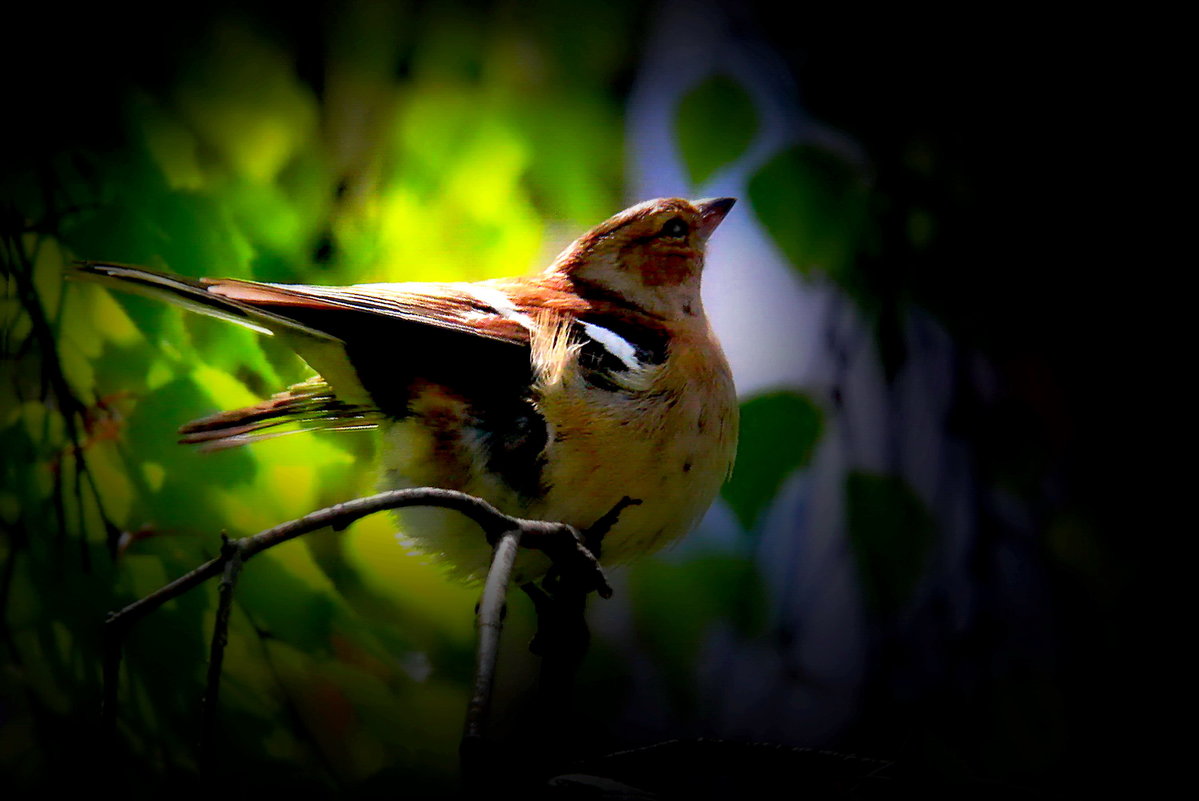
[[74, 197, 739, 582]]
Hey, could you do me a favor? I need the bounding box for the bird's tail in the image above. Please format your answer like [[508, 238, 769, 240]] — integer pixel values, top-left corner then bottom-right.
[[71, 261, 380, 411], [71, 261, 380, 446], [177, 377, 381, 450], [71, 261, 338, 341]]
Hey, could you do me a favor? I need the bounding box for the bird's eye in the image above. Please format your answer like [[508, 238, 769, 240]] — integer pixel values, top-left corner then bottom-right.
[[659, 217, 688, 238]]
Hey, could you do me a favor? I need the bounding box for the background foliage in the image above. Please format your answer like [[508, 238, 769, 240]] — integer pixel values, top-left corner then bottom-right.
[[2, 1, 1152, 797]]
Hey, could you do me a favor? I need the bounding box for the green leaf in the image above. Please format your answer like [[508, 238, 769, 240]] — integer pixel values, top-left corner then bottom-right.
[[722, 391, 823, 529], [748, 144, 869, 284], [628, 554, 767, 713], [675, 75, 758, 186], [845, 471, 938, 613], [236, 555, 337, 653]]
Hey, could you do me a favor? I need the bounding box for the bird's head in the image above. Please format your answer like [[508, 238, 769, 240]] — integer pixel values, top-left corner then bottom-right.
[[548, 197, 735, 319]]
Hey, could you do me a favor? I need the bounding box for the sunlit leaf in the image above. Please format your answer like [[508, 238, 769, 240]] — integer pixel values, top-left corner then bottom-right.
[[84, 439, 133, 525], [86, 284, 142, 346], [190, 362, 261, 415], [139, 461, 165, 491], [343, 514, 478, 644]]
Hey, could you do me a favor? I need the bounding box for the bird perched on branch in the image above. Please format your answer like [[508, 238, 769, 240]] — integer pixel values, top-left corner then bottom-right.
[[75, 197, 739, 581]]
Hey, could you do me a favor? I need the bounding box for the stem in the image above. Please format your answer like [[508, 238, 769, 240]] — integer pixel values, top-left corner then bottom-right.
[[100, 488, 608, 746], [461, 525, 523, 788], [199, 537, 243, 770]]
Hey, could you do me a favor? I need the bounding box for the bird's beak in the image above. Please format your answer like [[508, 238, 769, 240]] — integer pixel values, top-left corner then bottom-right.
[[694, 197, 736, 242]]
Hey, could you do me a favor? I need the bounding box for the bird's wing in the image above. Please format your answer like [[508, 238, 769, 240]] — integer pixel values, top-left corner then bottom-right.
[[203, 278, 534, 347], [202, 278, 545, 419], [71, 262, 341, 341], [73, 263, 541, 420]]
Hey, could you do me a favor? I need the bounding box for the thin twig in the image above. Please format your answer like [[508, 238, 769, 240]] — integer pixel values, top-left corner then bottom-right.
[[199, 534, 243, 770], [101, 487, 609, 751], [465, 524, 523, 742], [461, 524, 523, 788], [2, 229, 104, 571], [104, 489, 528, 638], [101, 552, 229, 729]]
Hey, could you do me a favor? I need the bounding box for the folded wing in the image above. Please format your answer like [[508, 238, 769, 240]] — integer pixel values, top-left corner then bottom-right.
[[74, 262, 539, 440]]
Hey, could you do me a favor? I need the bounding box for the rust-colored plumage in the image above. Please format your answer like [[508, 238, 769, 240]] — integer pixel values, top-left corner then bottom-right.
[[76, 197, 739, 580]]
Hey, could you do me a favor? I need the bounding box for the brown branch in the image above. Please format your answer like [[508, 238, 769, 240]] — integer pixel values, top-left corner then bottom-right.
[[464, 524, 522, 743], [199, 534, 244, 770], [460, 524, 523, 790], [2, 225, 121, 562], [100, 487, 610, 764], [519, 495, 641, 778]]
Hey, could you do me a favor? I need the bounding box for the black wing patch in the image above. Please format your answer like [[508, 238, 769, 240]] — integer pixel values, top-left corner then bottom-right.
[[274, 306, 534, 418], [573, 315, 669, 391], [475, 396, 549, 501], [280, 305, 550, 501]]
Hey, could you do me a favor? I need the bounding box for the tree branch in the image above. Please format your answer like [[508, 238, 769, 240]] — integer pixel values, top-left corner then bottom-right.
[[460, 523, 522, 789], [100, 487, 611, 768], [199, 534, 244, 769]]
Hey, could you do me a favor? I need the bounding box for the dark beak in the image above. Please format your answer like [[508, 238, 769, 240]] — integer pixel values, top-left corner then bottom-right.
[[694, 197, 736, 241]]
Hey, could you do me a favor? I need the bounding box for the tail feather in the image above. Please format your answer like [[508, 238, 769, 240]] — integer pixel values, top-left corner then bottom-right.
[[71, 261, 340, 342], [72, 260, 379, 409], [178, 378, 381, 451]]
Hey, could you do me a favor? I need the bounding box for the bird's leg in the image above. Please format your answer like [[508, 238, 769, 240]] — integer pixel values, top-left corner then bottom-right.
[[580, 495, 642, 561], [524, 495, 639, 654]]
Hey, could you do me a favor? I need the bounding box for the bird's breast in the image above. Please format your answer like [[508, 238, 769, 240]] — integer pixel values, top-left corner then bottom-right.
[[377, 330, 737, 580], [531, 335, 737, 564]]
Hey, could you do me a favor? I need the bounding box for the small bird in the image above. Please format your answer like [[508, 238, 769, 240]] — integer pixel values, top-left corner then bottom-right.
[[76, 197, 739, 581]]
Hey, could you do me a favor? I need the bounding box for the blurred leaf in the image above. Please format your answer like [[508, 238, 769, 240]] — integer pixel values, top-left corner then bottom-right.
[[343, 514, 478, 645], [31, 236, 64, 315], [173, 23, 318, 184], [722, 390, 823, 530], [517, 98, 623, 227], [83, 439, 133, 525], [676, 74, 758, 187], [748, 144, 869, 285], [236, 555, 338, 653], [629, 553, 767, 712], [85, 284, 142, 346], [845, 471, 937, 613], [136, 95, 206, 191]]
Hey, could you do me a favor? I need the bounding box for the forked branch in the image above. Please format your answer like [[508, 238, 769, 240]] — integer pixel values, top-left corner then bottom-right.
[[100, 487, 614, 769]]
